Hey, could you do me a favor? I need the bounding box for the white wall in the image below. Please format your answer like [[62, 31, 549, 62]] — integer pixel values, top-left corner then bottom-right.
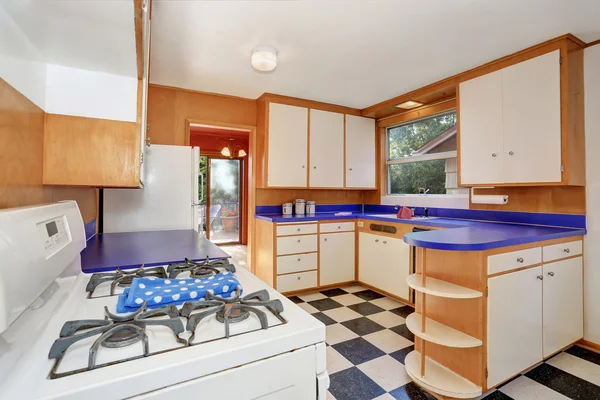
[[584, 44, 600, 344], [45, 64, 138, 122], [0, 5, 46, 109]]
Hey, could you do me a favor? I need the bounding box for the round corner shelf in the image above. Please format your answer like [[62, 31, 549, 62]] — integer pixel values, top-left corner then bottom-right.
[[405, 351, 482, 399], [406, 274, 483, 299], [405, 313, 482, 348]]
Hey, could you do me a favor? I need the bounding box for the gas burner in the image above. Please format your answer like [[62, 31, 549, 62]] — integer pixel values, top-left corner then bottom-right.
[[48, 304, 187, 379], [166, 257, 236, 279], [180, 288, 285, 344], [86, 265, 167, 298]]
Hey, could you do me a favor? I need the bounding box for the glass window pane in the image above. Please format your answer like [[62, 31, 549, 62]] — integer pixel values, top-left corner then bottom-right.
[[387, 111, 457, 160], [388, 159, 447, 195]]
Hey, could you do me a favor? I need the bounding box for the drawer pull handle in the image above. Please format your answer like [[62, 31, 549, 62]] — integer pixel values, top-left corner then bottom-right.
[[375, 239, 379, 243], [338, 226, 341, 229], [517, 257, 524, 263], [297, 239, 301, 243], [548, 271, 555, 277], [297, 276, 301, 280], [297, 228, 301, 232], [564, 248, 570, 254], [537, 275, 543, 280], [492, 153, 497, 157]]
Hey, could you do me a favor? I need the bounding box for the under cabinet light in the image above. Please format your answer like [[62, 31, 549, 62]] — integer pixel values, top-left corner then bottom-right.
[[395, 100, 424, 109]]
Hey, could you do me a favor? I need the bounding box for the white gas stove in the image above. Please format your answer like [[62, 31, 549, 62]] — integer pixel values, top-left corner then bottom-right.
[[0, 202, 328, 400]]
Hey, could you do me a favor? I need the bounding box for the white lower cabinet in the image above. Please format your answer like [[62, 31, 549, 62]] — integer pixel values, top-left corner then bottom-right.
[[488, 266, 543, 388], [277, 270, 318, 293], [543, 257, 583, 357], [320, 232, 355, 286], [358, 233, 410, 300]]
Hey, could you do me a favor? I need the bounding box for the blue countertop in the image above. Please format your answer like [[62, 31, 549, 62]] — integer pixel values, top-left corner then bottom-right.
[[254, 212, 586, 251], [81, 230, 231, 273]]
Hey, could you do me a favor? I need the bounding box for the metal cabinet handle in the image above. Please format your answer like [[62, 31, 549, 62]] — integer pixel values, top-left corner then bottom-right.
[[313, 166, 316, 169], [509, 151, 514, 156], [349, 168, 353, 171], [537, 275, 543, 280], [517, 257, 524, 263], [338, 226, 341, 229], [548, 271, 555, 276], [383, 241, 387, 244], [297, 258, 301, 261], [324, 238, 328, 242], [297, 239, 301, 243], [302, 165, 305, 168], [375, 239, 379, 243], [564, 248, 571, 254], [492, 153, 497, 158], [297, 276, 301, 280], [297, 228, 301, 232]]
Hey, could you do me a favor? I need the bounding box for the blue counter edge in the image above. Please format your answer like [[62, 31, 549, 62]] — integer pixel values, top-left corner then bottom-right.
[[84, 257, 225, 274], [403, 229, 587, 251]]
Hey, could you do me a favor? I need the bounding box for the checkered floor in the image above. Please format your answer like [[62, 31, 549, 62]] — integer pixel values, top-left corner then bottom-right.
[[286, 285, 600, 400]]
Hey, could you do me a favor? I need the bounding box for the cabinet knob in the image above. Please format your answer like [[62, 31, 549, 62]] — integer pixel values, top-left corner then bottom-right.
[[338, 226, 341, 229], [302, 165, 305, 168], [548, 271, 555, 276], [492, 153, 497, 158], [297, 239, 301, 243], [324, 238, 328, 242], [537, 275, 543, 280], [383, 241, 387, 244], [349, 168, 353, 171], [297, 276, 301, 280], [564, 248, 571, 254], [297, 258, 301, 261], [313, 166, 317, 169], [509, 151, 514, 156], [375, 239, 379, 243], [297, 228, 301, 232], [517, 257, 524, 263]]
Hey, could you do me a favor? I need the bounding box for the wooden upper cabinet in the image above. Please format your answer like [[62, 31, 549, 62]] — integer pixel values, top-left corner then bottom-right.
[[459, 39, 585, 187], [309, 109, 344, 188], [345, 115, 376, 188], [267, 103, 309, 187]]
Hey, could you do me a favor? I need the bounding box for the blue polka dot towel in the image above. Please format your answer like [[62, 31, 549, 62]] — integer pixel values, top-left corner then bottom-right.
[[116, 271, 242, 313]]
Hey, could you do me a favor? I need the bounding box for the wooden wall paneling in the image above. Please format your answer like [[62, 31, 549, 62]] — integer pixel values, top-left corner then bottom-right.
[[255, 97, 267, 189], [133, 0, 143, 79], [469, 186, 586, 214], [146, 85, 177, 144], [43, 114, 141, 187], [255, 188, 365, 205], [254, 219, 275, 286], [50, 186, 97, 222]]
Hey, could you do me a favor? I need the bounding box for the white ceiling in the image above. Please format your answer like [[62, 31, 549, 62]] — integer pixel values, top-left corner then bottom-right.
[[0, 0, 137, 77], [150, 0, 600, 109]]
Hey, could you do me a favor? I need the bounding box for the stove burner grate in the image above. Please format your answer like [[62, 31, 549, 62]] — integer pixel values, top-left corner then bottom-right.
[[180, 288, 285, 344], [48, 303, 187, 379], [86, 265, 167, 298], [166, 257, 235, 279]]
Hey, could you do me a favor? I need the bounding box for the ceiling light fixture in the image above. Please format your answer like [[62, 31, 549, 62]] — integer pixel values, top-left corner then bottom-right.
[[251, 45, 278, 72], [221, 139, 247, 159], [395, 100, 424, 110]]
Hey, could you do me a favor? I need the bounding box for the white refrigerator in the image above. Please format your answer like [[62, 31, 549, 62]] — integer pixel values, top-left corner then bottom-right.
[[103, 145, 201, 233]]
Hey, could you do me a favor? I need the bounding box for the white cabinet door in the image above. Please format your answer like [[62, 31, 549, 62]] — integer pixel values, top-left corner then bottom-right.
[[320, 232, 355, 286], [309, 109, 344, 188], [488, 267, 543, 387], [502, 50, 561, 183], [378, 236, 410, 300], [543, 257, 583, 357], [459, 69, 504, 185], [268, 103, 308, 187], [345, 115, 376, 188], [358, 232, 383, 288]]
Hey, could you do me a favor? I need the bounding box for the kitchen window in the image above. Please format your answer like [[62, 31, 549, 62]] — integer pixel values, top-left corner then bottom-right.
[[386, 111, 466, 195]]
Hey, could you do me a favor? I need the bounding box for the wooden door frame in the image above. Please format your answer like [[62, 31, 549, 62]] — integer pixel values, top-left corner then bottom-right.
[[186, 119, 256, 271]]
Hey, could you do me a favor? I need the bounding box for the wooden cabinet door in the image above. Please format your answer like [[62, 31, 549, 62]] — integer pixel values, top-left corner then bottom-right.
[[378, 236, 410, 300], [345, 115, 376, 188], [543, 257, 583, 357], [459, 69, 504, 185], [309, 109, 344, 188], [358, 232, 383, 288], [488, 267, 543, 387], [267, 103, 308, 187], [502, 50, 562, 183], [320, 232, 355, 286]]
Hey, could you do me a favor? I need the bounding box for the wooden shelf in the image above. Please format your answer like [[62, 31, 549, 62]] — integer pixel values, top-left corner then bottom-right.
[[406, 313, 482, 348], [405, 351, 482, 399], [406, 274, 483, 299]]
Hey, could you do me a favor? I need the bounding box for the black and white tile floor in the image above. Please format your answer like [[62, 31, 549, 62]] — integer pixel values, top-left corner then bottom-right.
[[287, 285, 600, 400]]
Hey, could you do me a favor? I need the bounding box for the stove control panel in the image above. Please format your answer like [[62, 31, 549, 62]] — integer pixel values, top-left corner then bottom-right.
[[37, 215, 71, 258]]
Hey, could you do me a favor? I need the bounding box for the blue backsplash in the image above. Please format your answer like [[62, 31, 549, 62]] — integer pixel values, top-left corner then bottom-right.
[[256, 203, 585, 229], [84, 219, 97, 241]]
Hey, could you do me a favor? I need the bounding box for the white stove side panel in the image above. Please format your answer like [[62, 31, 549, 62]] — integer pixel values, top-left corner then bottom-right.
[[133, 345, 317, 400]]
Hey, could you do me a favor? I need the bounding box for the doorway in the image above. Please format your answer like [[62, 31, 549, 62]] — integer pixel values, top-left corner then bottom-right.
[[199, 156, 242, 244]]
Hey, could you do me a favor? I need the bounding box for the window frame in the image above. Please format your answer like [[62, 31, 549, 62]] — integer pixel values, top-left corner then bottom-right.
[[385, 110, 457, 196]]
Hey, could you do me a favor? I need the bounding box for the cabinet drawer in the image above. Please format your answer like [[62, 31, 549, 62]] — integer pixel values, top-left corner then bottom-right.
[[277, 252, 318, 274], [277, 224, 317, 236], [320, 222, 355, 233], [488, 247, 541, 275], [277, 235, 318, 255], [543, 240, 582, 262], [277, 271, 318, 293]]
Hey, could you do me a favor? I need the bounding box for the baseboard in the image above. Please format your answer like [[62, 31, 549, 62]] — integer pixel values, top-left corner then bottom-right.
[[578, 339, 600, 354], [281, 280, 357, 297], [357, 280, 413, 305]]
